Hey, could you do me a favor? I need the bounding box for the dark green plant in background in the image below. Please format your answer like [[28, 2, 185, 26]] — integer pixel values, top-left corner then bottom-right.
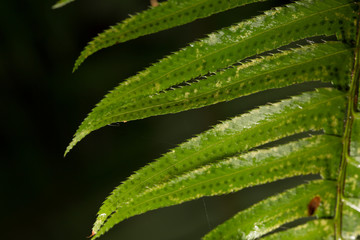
[[55, 0, 360, 239]]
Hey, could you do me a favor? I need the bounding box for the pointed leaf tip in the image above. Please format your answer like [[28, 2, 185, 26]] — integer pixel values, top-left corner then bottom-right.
[[72, 0, 269, 70]]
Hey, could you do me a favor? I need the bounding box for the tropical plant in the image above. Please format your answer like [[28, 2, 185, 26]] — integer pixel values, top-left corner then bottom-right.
[[56, 0, 360, 239]]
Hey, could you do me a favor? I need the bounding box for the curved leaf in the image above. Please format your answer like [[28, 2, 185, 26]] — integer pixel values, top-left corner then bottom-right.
[[67, 43, 352, 153], [92, 0, 356, 108], [73, 0, 266, 71], [90, 88, 346, 238], [203, 180, 336, 240], [92, 137, 340, 239], [260, 219, 334, 240], [66, 0, 357, 154], [56, 0, 360, 238]]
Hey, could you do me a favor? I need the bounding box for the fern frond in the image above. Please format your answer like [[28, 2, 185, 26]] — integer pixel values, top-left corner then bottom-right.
[[260, 219, 334, 240], [73, 0, 266, 71], [203, 180, 336, 240], [52, 0, 74, 9], [67, 43, 352, 155], [56, 0, 360, 237], [65, 0, 357, 155], [89, 88, 346, 238]]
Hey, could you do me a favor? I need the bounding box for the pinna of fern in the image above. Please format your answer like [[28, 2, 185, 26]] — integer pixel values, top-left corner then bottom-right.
[[64, 0, 357, 155], [56, 0, 360, 239]]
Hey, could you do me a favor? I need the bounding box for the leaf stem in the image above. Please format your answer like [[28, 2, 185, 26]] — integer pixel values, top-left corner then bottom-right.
[[334, 8, 360, 239]]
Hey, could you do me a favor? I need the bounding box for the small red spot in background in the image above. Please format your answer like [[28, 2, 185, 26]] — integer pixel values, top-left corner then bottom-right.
[[87, 231, 95, 238]]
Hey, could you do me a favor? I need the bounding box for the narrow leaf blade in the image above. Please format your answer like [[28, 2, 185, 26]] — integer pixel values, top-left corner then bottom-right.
[[73, 0, 266, 70], [260, 219, 334, 240], [203, 180, 336, 240], [67, 0, 357, 152], [93, 137, 340, 239], [72, 42, 352, 145], [91, 89, 346, 238], [93, 0, 356, 108]]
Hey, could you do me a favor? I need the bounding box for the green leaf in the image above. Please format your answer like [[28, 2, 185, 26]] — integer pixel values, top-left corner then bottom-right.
[[203, 180, 336, 240], [52, 0, 75, 9], [54, 0, 360, 238], [344, 157, 360, 198], [342, 197, 360, 239], [343, 112, 360, 238], [90, 88, 346, 238], [66, 0, 357, 154], [73, 0, 267, 71], [350, 113, 360, 158], [67, 42, 352, 154], [90, 0, 356, 106], [93, 138, 340, 239], [345, 113, 360, 197], [260, 219, 334, 240]]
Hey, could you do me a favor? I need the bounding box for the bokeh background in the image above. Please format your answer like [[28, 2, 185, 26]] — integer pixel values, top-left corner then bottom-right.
[[2, 0, 320, 239]]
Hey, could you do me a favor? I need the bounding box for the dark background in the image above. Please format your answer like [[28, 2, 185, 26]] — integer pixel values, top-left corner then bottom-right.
[[1, 0, 317, 239]]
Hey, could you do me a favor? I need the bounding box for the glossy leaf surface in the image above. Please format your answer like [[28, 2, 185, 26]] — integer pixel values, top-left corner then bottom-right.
[[66, 0, 357, 154], [261, 219, 334, 240], [203, 180, 336, 240], [93, 137, 340, 239], [66, 42, 353, 155], [73, 0, 266, 71], [89, 0, 356, 108], [56, 0, 360, 238], [90, 89, 346, 238]]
